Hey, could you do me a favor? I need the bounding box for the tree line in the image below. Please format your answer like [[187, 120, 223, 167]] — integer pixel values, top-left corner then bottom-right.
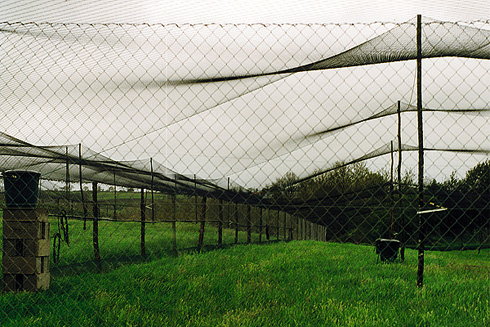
[[262, 160, 490, 247]]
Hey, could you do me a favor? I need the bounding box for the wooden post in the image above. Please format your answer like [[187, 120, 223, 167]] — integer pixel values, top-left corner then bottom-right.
[[150, 158, 155, 222], [65, 146, 71, 215], [266, 209, 270, 242], [234, 203, 239, 244], [416, 14, 425, 288], [218, 199, 223, 246], [140, 188, 146, 258], [247, 205, 251, 243], [301, 219, 304, 240], [283, 211, 287, 240], [276, 210, 280, 241], [291, 216, 298, 240], [198, 197, 207, 251], [113, 170, 117, 220], [92, 182, 101, 264], [79, 143, 88, 230], [391, 140, 395, 238], [297, 217, 300, 240], [194, 174, 198, 224], [172, 191, 177, 253], [259, 207, 263, 243], [398, 100, 405, 261]]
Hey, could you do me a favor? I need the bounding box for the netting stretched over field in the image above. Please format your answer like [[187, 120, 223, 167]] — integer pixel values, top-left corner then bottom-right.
[[1, 17, 490, 193], [0, 131, 230, 195]]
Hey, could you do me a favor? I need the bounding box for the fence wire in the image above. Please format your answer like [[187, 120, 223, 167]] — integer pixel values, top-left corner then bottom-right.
[[0, 18, 489, 303]]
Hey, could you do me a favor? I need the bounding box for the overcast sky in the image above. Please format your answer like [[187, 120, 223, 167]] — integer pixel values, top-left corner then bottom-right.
[[2, 0, 490, 24]]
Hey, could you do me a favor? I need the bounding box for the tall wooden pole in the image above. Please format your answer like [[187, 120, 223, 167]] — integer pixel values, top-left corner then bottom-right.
[[195, 174, 198, 224], [92, 182, 101, 264], [246, 205, 251, 243], [172, 193, 177, 252], [65, 146, 71, 215], [150, 158, 155, 222], [79, 143, 87, 230], [198, 197, 207, 251], [398, 101, 405, 261], [113, 170, 117, 220], [140, 188, 146, 258], [172, 177, 177, 253], [218, 199, 223, 246], [416, 14, 425, 288], [234, 203, 239, 244], [259, 207, 263, 243], [390, 140, 395, 238]]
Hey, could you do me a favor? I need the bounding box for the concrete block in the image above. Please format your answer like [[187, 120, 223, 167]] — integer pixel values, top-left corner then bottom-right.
[[3, 238, 50, 257], [2, 256, 49, 275], [2, 221, 50, 240], [3, 208, 48, 222], [2, 273, 50, 292]]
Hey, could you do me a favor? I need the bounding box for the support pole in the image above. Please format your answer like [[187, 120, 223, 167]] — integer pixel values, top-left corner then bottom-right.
[[65, 146, 71, 215], [234, 203, 239, 244], [150, 158, 155, 222], [416, 14, 425, 288], [172, 178, 177, 253], [391, 140, 395, 238], [247, 205, 251, 243], [92, 182, 101, 266], [198, 197, 207, 251], [140, 188, 146, 258], [265, 209, 270, 242], [79, 143, 88, 230], [398, 101, 405, 261], [113, 170, 117, 220], [277, 210, 280, 241], [218, 199, 223, 246], [172, 193, 177, 253], [259, 207, 263, 243], [283, 211, 287, 240], [195, 174, 198, 224]]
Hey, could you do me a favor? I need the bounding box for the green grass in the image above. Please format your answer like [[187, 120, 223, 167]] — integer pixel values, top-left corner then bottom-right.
[[1, 237, 488, 326], [47, 218, 264, 275]]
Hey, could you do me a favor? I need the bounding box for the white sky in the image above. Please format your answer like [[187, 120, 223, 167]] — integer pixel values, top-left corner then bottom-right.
[[1, 0, 489, 24]]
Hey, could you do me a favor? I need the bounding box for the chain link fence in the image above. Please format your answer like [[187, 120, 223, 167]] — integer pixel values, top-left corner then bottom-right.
[[0, 17, 489, 316]]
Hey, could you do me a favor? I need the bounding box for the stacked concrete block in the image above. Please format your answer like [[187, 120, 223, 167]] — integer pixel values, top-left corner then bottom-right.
[[2, 208, 50, 292]]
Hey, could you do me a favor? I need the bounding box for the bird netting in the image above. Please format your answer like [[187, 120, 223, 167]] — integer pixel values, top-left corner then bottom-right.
[[1, 17, 489, 192]]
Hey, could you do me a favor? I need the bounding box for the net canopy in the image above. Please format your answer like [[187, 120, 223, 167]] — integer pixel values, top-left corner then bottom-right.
[[1, 16, 490, 195]]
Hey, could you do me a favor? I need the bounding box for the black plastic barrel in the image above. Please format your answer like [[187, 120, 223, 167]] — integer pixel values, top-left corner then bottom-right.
[[3, 171, 41, 208], [375, 238, 401, 262]]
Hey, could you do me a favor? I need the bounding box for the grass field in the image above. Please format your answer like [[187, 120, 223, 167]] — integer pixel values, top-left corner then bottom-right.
[[0, 218, 488, 327]]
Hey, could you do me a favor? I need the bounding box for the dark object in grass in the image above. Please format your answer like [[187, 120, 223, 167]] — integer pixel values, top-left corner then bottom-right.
[[375, 238, 401, 262]]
